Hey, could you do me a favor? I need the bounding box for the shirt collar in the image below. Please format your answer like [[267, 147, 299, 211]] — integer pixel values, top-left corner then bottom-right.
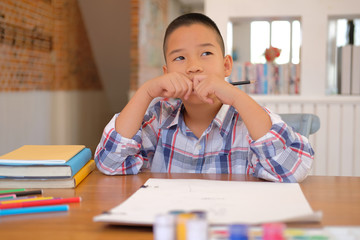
[[212, 104, 236, 137], [159, 100, 183, 129]]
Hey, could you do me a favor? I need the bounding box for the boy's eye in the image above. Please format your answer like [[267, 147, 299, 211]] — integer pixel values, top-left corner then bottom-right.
[[201, 51, 213, 56], [174, 56, 185, 61]]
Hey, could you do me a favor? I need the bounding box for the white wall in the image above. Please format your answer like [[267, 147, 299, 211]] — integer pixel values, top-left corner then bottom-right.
[[78, 0, 131, 113], [51, 91, 112, 150], [0, 92, 52, 155], [205, 0, 360, 96], [0, 91, 111, 155], [232, 21, 250, 62]]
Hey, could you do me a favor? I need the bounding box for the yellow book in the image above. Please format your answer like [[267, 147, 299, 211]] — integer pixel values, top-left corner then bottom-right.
[[0, 160, 96, 189], [73, 160, 96, 187], [0, 145, 85, 164]]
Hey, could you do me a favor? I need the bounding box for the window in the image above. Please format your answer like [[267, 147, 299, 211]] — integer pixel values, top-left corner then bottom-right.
[[335, 18, 360, 46], [250, 20, 301, 64], [250, 21, 270, 63], [229, 18, 302, 95]]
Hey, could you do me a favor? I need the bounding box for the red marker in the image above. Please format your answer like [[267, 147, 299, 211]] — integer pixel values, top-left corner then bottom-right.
[[0, 197, 81, 209]]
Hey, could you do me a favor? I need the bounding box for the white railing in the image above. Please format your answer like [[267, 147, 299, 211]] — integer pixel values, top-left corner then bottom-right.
[[254, 95, 360, 176]]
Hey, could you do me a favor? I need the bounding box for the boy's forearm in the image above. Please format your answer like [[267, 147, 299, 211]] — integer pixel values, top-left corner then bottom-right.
[[231, 89, 272, 140], [115, 87, 153, 138]]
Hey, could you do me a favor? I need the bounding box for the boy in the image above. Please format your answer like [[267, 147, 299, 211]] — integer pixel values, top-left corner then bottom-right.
[[95, 13, 314, 182]]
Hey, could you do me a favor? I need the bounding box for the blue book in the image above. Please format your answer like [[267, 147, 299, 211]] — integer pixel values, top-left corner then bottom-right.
[[0, 148, 92, 178]]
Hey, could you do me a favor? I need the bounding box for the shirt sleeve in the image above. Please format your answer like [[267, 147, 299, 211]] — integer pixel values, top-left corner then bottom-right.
[[94, 101, 161, 175], [247, 110, 314, 183]]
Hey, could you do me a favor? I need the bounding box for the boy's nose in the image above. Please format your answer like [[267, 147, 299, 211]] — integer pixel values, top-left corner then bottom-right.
[[186, 60, 203, 74]]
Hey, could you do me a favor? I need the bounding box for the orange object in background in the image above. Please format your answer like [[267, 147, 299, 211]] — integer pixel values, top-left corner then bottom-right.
[[264, 46, 281, 62]]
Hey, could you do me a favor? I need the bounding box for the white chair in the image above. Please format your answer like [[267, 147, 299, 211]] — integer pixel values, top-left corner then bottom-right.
[[278, 113, 320, 138]]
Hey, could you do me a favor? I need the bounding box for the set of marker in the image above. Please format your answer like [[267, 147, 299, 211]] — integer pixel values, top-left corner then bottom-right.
[[211, 223, 289, 240], [210, 225, 360, 240], [153, 211, 335, 240], [154, 210, 209, 240], [154, 211, 283, 240], [0, 188, 81, 216]]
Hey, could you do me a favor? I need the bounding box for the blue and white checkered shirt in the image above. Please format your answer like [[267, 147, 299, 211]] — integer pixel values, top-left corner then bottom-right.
[[95, 98, 314, 182]]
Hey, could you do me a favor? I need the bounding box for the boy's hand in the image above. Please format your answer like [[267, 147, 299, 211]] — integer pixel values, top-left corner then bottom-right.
[[193, 74, 238, 106], [144, 72, 193, 100]]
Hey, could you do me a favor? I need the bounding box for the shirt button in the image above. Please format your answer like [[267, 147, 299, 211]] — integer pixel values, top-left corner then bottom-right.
[[196, 144, 202, 150]]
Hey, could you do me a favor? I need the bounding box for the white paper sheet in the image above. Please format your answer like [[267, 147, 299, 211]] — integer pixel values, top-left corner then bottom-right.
[[93, 178, 322, 226]]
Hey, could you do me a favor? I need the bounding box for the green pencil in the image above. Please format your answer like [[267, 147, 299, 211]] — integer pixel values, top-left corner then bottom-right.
[[0, 196, 15, 200], [0, 189, 26, 194]]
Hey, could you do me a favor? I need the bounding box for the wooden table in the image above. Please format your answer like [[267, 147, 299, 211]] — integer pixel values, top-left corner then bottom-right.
[[0, 170, 360, 239]]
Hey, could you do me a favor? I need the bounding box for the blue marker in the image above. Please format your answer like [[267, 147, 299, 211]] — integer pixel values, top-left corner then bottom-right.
[[0, 204, 69, 216], [229, 224, 249, 240]]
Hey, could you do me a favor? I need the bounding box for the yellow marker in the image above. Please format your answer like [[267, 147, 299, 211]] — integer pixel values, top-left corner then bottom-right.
[[0, 197, 53, 204], [176, 213, 196, 240], [285, 228, 306, 237]]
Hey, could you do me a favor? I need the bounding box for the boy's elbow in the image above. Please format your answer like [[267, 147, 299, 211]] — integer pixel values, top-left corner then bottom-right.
[[256, 164, 312, 183], [95, 153, 143, 176], [95, 161, 141, 176], [283, 159, 313, 183], [293, 161, 313, 183]]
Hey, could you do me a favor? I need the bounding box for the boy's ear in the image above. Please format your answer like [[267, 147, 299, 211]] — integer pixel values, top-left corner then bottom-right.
[[162, 65, 168, 74], [224, 55, 233, 77]]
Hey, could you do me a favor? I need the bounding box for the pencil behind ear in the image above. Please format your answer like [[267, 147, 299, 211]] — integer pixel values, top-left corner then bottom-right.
[[224, 55, 233, 77]]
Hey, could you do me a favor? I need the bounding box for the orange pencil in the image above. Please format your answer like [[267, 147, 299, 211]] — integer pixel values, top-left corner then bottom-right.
[[0, 197, 81, 209], [0, 197, 53, 204]]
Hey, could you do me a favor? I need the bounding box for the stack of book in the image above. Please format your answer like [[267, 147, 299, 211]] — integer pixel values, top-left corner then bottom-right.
[[0, 145, 95, 188]]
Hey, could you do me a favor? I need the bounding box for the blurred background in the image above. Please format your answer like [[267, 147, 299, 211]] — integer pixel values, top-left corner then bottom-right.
[[0, 0, 201, 155], [1, 0, 359, 177]]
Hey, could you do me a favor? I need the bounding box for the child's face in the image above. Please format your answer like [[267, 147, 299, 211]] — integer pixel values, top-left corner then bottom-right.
[[163, 23, 232, 103]]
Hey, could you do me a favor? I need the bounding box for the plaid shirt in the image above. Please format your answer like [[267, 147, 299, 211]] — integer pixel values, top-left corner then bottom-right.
[[95, 98, 314, 182]]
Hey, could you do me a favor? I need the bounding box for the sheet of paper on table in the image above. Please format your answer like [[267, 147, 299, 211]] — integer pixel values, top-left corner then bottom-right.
[[93, 178, 322, 226]]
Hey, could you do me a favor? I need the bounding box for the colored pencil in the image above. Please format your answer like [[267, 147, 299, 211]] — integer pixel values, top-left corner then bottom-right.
[[0, 189, 42, 197], [0, 204, 69, 216], [0, 189, 26, 194], [0, 197, 81, 209], [5, 196, 36, 200], [0, 197, 53, 204], [0, 194, 16, 200]]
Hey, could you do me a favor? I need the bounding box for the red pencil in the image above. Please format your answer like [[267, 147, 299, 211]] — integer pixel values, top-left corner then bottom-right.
[[0, 197, 81, 209]]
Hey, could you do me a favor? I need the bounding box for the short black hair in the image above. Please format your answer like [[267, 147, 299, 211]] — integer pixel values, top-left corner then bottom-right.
[[163, 13, 225, 60]]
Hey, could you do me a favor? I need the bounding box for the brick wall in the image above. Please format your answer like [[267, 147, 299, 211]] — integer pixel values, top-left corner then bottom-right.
[[130, 0, 139, 91], [0, 0, 101, 91]]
